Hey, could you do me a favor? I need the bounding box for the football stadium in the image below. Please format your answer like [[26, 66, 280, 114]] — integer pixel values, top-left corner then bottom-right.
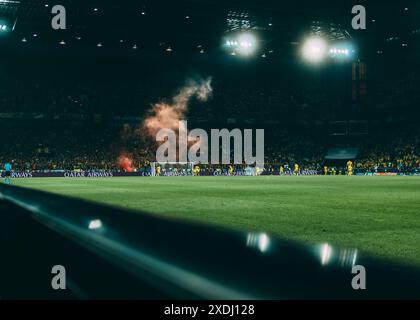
[[0, 0, 420, 305]]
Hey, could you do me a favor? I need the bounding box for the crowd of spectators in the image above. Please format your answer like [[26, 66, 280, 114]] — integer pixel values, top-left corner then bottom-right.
[[0, 61, 419, 175], [0, 122, 418, 175], [354, 127, 420, 174]]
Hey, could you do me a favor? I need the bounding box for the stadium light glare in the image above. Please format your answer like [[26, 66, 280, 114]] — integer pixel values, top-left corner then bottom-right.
[[301, 37, 327, 63], [236, 33, 257, 55], [0, 22, 9, 32], [224, 32, 258, 56], [328, 44, 354, 60]]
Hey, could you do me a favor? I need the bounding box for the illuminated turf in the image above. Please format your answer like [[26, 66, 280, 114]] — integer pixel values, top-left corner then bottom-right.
[[12, 176, 420, 266]]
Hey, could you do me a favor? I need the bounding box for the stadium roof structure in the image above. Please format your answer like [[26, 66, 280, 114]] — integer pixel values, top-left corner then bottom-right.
[[0, 0, 419, 62], [309, 21, 352, 41]]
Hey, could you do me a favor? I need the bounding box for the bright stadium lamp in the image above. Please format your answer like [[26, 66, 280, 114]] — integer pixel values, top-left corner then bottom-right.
[[328, 43, 355, 61], [236, 33, 257, 55], [301, 37, 328, 63], [224, 32, 258, 56]]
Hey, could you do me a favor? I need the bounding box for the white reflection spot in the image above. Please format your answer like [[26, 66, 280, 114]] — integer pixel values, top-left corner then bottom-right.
[[352, 250, 358, 267], [320, 243, 333, 266], [246, 232, 271, 253], [88, 219, 103, 230]]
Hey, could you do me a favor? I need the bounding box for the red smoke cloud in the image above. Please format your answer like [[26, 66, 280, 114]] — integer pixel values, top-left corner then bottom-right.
[[118, 155, 135, 172], [116, 78, 212, 168], [143, 78, 212, 139]]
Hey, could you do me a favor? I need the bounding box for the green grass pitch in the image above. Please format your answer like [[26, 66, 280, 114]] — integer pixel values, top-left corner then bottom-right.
[[12, 176, 420, 267]]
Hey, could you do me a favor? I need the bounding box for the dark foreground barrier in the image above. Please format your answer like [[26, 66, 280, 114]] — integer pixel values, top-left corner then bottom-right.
[[0, 184, 419, 299]]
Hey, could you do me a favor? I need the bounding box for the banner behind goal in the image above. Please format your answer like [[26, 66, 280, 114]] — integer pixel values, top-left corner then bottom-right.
[[151, 162, 263, 176], [151, 162, 194, 176]]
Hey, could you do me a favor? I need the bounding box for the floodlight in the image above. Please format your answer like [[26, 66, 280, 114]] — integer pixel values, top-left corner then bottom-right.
[[301, 37, 327, 63], [328, 44, 354, 59], [236, 33, 257, 55], [224, 32, 258, 56]]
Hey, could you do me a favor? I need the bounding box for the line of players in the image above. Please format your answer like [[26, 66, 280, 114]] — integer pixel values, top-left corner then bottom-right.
[[323, 160, 354, 176], [193, 161, 353, 176], [278, 162, 352, 176], [190, 161, 354, 176]]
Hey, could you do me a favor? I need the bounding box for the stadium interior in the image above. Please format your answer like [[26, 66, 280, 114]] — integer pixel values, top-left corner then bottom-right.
[[0, 1, 419, 175], [0, 0, 419, 301]]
